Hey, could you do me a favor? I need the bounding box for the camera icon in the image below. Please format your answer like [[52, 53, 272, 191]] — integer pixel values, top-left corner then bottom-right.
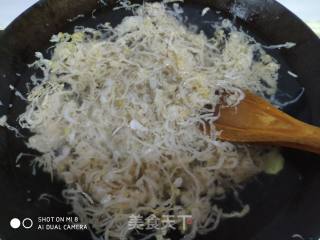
[[10, 218, 33, 229]]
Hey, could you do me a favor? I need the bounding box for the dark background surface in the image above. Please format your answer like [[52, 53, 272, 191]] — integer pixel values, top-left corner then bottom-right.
[[0, 0, 320, 240]]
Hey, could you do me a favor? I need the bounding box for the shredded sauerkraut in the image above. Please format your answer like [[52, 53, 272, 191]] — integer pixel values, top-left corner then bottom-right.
[[19, 2, 281, 240]]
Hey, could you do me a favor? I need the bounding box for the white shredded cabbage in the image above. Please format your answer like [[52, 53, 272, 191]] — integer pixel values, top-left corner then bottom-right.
[[19, 2, 282, 240], [9, 84, 28, 101], [99, 0, 108, 6], [263, 42, 296, 49], [270, 88, 305, 109], [92, 9, 97, 19], [201, 7, 210, 17], [68, 14, 85, 22], [1, 115, 23, 137], [230, 3, 249, 20], [0, 115, 7, 126], [288, 70, 298, 78], [15, 90, 27, 101]]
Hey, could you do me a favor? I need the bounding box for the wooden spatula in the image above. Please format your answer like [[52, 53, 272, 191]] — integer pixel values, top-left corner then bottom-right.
[[214, 91, 320, 154]]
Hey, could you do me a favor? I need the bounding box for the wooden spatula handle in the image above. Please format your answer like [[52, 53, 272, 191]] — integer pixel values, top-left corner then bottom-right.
[[215, 91, 320, 155], [264, 123, 320, 154], [216, 120, 320, 154]]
